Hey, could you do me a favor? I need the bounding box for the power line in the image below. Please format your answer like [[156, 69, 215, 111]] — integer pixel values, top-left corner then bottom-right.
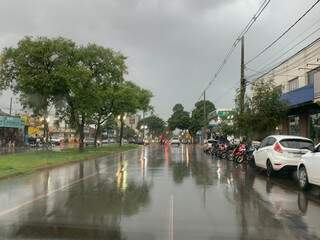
[[197, 0, 271, 100], [213, 52, 320, 106], [249, 24, 320, 75], [246, 0, 320, 65], [247, 41, 320, 80], [246, 66, 298, 78]]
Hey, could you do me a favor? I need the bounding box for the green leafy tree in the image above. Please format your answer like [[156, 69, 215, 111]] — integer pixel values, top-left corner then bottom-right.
[[138, 115, 166, 137], [112, 81, 153, 145], [56, 62, 99, 151], [188, 100, 215, 138], [234, 79, 287, 140], [168, 104, 190, 130], [217, 114, 235, 137], [78, 44, 127, 146], [0, 36, 75, 142], [100, 117, 117, 140], [122, 126, 136, 140]]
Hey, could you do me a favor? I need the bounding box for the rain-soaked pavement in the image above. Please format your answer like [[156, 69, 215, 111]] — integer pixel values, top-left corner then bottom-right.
[[1, 144, 320, 239]]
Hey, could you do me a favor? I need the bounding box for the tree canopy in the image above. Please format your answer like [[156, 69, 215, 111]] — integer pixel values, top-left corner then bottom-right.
[[0, 36, 76, 141], [0, 36, 153, 150], [233, 79, 287, 140], [168, 104, 190, 130], [138, 115, 166, 136], [188, 100, 215, 137]]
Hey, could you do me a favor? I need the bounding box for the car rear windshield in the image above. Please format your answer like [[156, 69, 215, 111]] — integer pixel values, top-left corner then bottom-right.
[[280, 139, 314, 151]]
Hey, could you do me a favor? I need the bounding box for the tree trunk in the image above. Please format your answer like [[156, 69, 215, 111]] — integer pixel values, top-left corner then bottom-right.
[[94, 119, 101, 147], [44, 119, 49, 144], [79, 119, 85, 152], [119, 114, 124, 147]]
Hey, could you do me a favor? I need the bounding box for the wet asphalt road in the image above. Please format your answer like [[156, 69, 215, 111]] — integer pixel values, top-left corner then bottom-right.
[[0, 145, 320, 239]]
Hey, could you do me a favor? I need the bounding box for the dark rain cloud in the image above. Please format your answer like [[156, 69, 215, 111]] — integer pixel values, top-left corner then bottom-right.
[[0, 0, 318, 118]]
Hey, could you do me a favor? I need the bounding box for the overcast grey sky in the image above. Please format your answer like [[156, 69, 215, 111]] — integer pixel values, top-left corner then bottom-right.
[[0, 0, 319, 119]]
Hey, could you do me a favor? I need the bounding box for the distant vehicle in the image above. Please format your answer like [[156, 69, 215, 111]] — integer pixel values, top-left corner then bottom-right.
[[135, 139, 144, 145], [181, 139, 190, 144], [50, 137, 62, 146], [128, 138, 136, 144], [253, 135, 313, 177], [297, 143, 320, 190], [143, 139, 149, 145], [102, 138, 116, 144], [170, 137, 180, 146], [84, 138, 101, 146]]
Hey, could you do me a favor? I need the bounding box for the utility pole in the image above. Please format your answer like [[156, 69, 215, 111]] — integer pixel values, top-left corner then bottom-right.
[[9, 97, 12, 115], [203, 91, 207, 142], [239, 36, 246, 115]]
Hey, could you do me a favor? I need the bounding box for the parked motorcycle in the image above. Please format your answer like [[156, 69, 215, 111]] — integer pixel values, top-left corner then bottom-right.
[[216, 142, 229, 158], [229, 143, 255, 164]]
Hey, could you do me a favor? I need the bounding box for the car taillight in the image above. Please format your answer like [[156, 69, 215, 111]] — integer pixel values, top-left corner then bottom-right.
[[274, 142, 282, 153]]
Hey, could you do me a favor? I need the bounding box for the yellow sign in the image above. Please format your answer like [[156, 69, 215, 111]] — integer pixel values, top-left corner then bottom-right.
[[28, 127, 41, 136]]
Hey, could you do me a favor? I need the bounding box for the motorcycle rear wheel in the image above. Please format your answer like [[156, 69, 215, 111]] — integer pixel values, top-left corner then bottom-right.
[[236, 155, 245, 163]]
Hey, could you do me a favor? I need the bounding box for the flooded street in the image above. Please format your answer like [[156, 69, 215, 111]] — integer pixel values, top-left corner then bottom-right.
[[0, 144, 320, 239]]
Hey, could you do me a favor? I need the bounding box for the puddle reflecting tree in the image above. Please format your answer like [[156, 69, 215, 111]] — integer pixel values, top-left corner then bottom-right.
[[172, 162, 190, 184], [12, 176, 150, 240]]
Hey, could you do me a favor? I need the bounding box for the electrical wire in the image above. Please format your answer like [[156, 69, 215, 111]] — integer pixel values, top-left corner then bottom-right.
[[250, 26, 320, 76], [197, 0, 271, 100], [214, 49, 320, 105], [247, 42, 320, 80], [246, 0, 320, 65]]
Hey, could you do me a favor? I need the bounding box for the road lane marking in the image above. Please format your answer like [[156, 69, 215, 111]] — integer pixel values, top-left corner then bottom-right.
[[169, 194, 174, 240], [0, 171, 98, 218], [0, 148, 140, 218]]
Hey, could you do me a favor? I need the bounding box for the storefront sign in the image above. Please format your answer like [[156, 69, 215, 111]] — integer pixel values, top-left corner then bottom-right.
[[0, 116, 24, 129]]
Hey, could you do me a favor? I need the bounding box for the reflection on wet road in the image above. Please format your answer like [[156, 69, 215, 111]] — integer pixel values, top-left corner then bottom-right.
[[0, 145, 320, 239]]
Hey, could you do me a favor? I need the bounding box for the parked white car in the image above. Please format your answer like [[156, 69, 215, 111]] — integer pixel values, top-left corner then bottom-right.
[[253, 135, 313, 177], [84, 138, 101, 146], [297, 143, 320, 190]]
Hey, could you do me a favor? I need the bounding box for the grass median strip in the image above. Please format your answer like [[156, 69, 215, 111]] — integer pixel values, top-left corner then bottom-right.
[[0, 144, 138, 179]]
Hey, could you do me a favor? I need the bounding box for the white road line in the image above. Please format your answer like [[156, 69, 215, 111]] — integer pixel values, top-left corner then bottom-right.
[[169, 194, 174, 240], [0, 172, 98, 217], [0, 148, 139, 218]]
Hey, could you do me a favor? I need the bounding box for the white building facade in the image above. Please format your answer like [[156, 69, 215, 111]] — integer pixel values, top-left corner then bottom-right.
[[256, 37, 320, 142]]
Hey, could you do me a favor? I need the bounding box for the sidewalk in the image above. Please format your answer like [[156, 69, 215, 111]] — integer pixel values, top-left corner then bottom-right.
[[0, 143, 78, 156]]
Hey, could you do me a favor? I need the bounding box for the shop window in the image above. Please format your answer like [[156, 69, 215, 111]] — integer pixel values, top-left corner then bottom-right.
[[307, 67, 320, 85], [288, 116, 299, 136], [309, 67, 320, 98], [288, 78, 299, 91], [309, 113, 320, 143]]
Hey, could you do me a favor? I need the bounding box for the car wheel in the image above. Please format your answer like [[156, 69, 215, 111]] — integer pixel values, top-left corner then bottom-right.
[[266, 160, 274, 177], [298, 166, 310, 191]]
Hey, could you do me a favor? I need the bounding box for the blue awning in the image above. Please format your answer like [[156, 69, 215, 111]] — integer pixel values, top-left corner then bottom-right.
[[281, 85, 314, 107]]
